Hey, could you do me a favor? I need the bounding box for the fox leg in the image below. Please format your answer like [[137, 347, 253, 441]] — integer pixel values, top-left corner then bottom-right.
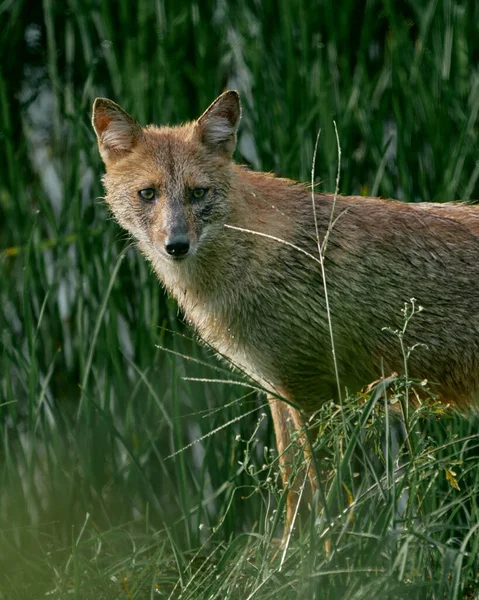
[[267, 396, 318, 543]]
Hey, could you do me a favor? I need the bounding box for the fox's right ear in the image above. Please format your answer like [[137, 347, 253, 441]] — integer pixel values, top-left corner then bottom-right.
[[92, 99, 142, 163]]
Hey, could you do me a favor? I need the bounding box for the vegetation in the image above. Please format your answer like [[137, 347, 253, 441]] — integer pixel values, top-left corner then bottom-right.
[[1, 1, 478, 598]]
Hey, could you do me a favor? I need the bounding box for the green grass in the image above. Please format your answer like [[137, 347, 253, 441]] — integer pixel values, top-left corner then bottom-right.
[[1, 1, 479, 598]]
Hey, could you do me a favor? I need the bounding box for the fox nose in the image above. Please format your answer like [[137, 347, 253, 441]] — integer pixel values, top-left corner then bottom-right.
[[165, 234, 190, 257]]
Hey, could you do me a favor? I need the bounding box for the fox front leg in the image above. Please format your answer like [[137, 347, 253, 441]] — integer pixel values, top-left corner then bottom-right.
[[267, 396, 318, 545]]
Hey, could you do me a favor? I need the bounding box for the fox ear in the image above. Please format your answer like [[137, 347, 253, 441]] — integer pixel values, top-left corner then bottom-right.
[[92, 98, 142, 163], [196, 91, 241, 157]]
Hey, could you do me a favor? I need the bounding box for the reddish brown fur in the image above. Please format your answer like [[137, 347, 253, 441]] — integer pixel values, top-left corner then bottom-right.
[[92, 92, 479, 540]]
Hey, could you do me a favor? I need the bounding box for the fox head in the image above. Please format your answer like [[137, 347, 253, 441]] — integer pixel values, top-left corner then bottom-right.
[[92, 91, 241, 271]]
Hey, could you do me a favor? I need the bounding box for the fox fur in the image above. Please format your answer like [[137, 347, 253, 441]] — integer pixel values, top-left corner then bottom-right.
[[92, 90, 479, 538]]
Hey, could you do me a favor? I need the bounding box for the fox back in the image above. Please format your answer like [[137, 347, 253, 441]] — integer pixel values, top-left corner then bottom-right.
[[92, 91, 479, 412]]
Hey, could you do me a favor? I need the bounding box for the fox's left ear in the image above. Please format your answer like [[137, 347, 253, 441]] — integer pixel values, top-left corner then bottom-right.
[[196, 91, 241, 158]]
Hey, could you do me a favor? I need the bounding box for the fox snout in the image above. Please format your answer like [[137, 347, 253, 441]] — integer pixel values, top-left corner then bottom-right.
[[156, 202, 195, 260], [164, 231, 190, 258]]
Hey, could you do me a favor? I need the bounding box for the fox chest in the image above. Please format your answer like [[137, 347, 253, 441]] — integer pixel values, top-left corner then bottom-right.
[[188, 305, 336, 409], [184, 298, 280, 389]]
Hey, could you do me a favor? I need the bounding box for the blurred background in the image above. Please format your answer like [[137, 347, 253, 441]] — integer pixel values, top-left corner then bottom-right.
[[1, 1, 478, 598]]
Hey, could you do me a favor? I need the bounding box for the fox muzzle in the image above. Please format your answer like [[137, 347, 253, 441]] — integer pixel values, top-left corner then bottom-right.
[[164, 233, 190, 258]]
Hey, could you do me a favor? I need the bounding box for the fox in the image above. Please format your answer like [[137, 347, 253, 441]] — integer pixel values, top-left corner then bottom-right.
[[92, 90, 479, 540]]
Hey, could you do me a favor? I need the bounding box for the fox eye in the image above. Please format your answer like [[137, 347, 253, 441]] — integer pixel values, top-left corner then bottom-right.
[[190, 188, 208, 201], [138, 188, 156, 202]]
